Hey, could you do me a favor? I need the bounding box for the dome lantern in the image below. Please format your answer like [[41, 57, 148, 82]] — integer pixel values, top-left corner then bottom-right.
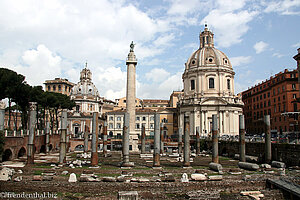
[[199, 24, 214, 49]]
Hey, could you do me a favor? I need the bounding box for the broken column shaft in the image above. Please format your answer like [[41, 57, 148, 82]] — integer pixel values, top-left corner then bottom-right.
[[91, 112, 99, 166], [45, 121, 50, 154], [27, 102, 37, 165], [0, 104, 5, 131], [196, 126, 200, 155], [212, 114, 219, 164], [153, 113, 160, 167], [103, 122, 108, 157], [239, 115, 246, 162], [264, 115, 271, 163], [84, 126, 89, 153], [122, 113, 131, 166], [178, 113, 183, 154], [183, 115, 190, 167], [59, 109, 67, 164], [160, 123, 164, 154], [141, 124, 146, 154]]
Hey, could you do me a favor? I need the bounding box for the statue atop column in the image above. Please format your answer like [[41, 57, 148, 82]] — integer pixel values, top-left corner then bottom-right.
[[130, 41, 135, 52]]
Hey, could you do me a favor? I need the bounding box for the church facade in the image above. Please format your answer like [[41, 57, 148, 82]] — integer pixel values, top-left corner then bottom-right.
[[178, 25, 243, 136]]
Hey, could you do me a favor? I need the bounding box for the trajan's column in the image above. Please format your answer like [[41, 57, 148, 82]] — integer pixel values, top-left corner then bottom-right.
[[126, 41, 138, 151]]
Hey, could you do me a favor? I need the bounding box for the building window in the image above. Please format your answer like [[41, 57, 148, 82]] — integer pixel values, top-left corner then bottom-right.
[[109, 116, 114, 121], [58, 85, 61, 91], [278, 96, 280, 102], [150, 123, 154, 129], [76, 105, 80, 112], [47, 86, 50, 91], [136, 123, 140, 129], [268, 100, 270, 106], [53, 85, 56, 91], [150, 116, 154, 121], [264, 93, 266, 99], [117, 116, 121, 121], [142, 116, 146, 121], [274, 105, 276, 113], [294, 103, 298, 112], [136, 116, 140, 121], [209, 78, 214, 89], [283, 95, 285, 100], [162, 118, 168, 123], [293, 94, 297, 99], [109, 123, 113, 129], [227, 79, 230, 90], [267, 92, 270, 97], [123, 100, 126, 103], [65, 86, 67, 91], [282, 86, 285, 91], [292, 84, 296, 90], [116, 123, 121, 129], [278, 105, 281, 112], [190, 79, 195, 90], [283, 104, 286, 112]]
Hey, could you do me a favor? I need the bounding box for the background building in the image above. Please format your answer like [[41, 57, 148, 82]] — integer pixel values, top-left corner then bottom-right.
[[44, 78, 74, 96], [242, 69, 300, 135]]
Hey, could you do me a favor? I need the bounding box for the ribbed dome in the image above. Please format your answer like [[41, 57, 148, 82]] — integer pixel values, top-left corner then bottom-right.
[[71, 65, 100, 99], [185, 25, 232, 70]]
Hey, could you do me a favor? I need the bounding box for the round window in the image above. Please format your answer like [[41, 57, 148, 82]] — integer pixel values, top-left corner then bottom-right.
[[225, 60, 228, 64], [209, 58, 213, 62], [191, 60, 196, 65]]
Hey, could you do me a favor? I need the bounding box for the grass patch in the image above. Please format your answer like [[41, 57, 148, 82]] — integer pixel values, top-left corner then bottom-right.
[[96, 173, 119, 177], [35, 165, 52, 169], [192, 166, 207, 169], [100, 165, 119, 170], [219, 157, 231, 161], [34, 170, 43, 175], [133, 173, 153, 177]]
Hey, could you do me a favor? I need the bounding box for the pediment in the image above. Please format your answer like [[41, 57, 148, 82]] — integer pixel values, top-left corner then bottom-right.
[[200, 98, 228, 105]]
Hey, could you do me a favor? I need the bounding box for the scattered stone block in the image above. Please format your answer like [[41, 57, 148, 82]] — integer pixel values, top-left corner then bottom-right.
[[61, 171, 69, 175], [260, 164, 271, 169], [102, 177, 116, 182], [121, 171, 133, 177], [118, 191, 138, 200], [32, 175, 43, 181], [163, 174, 175, 182], [42, 170, 56, 176], [130, 178, 139, 182], [68, 173, 77, 183], [243, 175, 251, 181], [0, 167, 13, 181], [42, 176, 53, 181], [17, 170, 23, 174], [191, 173, 207, 181], [117, 176, 126, 182], [138, 178, 150, 182], [209, 162, 223, 172], [271, 161, 286, 168], [208, 175, 223, 181], [181, 173, 189, 183], [238, 162, 259, 171], [241, 191, 264, 200], [14, 176, 22, 182]]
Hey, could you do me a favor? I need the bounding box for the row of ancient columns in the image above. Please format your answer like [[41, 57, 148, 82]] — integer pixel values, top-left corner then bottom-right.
[[25, 102, 104, 166], [177, 113, 272, 167]]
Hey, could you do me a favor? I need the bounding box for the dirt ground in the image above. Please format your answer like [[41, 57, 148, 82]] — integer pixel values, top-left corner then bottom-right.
[[1, 151, 299, 200]]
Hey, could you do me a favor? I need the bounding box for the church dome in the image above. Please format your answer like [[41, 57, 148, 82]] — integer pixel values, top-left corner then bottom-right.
[[185, 25, 232, 70], [71, 64, 100, 99]]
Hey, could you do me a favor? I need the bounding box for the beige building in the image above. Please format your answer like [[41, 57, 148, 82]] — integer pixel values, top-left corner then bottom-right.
[[44, 78, 74, 96], [178, 25, 243, 136]]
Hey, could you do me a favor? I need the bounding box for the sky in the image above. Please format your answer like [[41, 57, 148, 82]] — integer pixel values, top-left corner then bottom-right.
[[0, 0, 299, 101]]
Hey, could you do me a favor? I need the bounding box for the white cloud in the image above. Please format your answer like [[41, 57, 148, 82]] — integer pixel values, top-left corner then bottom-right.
[[292, 42, 300, 48], [10, 44, 62, 86], [253, 41, 269, 54], [264, 0, 300, 15], [202, 10, 257, 48], [272, 52, 284, 58], [139, 71, 182, 99], [230, 56, 251, 66], [145, 68, 170, 83]]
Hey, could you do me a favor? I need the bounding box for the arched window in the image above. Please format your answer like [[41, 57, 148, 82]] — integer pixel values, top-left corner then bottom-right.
[[227, 79, 230, 90], [209, 78, 214, 89], [190, 79, 195, 90], [53, 85, 56, 91]]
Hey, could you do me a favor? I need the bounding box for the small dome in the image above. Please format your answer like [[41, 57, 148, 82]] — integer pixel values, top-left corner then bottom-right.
[[71, 64, 100, 99]]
